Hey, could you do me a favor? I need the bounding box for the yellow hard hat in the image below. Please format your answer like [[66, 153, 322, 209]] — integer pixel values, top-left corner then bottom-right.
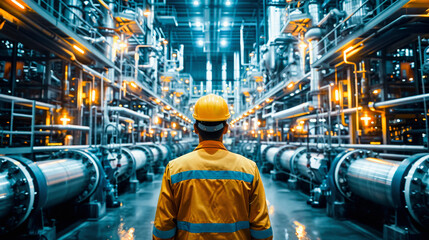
[[193, 94, 231, 121]]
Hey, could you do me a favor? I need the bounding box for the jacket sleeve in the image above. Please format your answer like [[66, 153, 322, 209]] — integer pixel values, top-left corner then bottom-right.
[[153, 163, 177, 240], [249, 164, 273, 240]]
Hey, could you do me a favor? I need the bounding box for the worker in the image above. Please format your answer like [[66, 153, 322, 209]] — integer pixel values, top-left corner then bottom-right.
[[153, 94, 273, 240]]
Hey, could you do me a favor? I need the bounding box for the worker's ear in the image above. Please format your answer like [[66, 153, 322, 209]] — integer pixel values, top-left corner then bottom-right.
[[222, 123, 229, 134], [193, 123, 199, 134]]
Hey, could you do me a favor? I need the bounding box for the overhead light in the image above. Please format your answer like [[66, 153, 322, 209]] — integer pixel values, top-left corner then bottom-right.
[[222, 21, 230, 27], [195, 21, 202, 27], [193, 0, 199, 6], [299, 42, 307, 49], [172, 53, 177, 58], [226, 0, 231, 6], [130, 81, 137, 88], [73, 45, 85, 54], [11, 0, 25, 10], [119, 41, 127, 49], [60, 114, 71, 126], [143, 9, 151, 17], [163, 39, 169, 45], [220, 40, 227, 46], [197, 40, 204, 46]]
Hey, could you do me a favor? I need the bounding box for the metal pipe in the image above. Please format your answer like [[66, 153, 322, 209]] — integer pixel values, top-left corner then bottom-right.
[[0, 151, 100, 233], [0, 172, 14, 219], [272, 102, 314, 119], [369, 93, 429, 110], [34, 125, 90, 131], [289, 142, 426, 152], [348, 158, 398, 206], [317, 9, 346, 27], [36, 159, 91, 207], [296, 107, 360, 121], [108, 106, 150, 120], [0, 93, 56, 110]]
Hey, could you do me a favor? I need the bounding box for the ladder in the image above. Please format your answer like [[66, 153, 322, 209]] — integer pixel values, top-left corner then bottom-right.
[[7, 99, 36, 150]]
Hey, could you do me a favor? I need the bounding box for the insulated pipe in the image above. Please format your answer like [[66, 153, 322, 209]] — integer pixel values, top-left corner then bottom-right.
[[296, 107, 360, 121], [331, 149, 429, 228], [261, 145, 327, 184], [108, 106, 150, 120], [34, 125, 90, 131], [0, 150, 101, 234], [116, 145, 153, 182], [0, 93, 56, 110], [272, 102, 314, 119], [369, 93, 429, 110]]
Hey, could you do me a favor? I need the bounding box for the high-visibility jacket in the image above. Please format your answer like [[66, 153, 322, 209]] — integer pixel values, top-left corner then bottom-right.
[[153, 140, 273, 240]]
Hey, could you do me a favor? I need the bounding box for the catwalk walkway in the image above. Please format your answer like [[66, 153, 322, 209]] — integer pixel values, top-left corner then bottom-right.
[[59, 174, 381, 240]]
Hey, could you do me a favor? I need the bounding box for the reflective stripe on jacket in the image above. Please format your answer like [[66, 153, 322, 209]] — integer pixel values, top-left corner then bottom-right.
[[153, 140, 273, 240]]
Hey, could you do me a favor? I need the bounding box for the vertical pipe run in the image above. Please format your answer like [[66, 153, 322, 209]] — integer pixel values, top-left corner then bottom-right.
[[418, 35, 429, 151]]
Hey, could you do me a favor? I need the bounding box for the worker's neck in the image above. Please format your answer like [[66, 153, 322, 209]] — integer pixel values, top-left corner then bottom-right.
[[198, 135, 223, 143]]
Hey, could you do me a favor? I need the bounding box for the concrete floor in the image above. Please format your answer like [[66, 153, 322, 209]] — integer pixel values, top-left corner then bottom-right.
[[59, 174, 381, 240]]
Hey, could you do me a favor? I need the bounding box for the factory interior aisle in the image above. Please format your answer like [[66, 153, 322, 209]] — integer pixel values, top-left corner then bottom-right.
[[59, 173, 380, 240]]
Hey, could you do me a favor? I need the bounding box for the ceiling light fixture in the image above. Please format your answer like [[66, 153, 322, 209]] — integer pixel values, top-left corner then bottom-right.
[[11, 0, 25, 10], [73, 45, 85, 54], [193, 1, 199, 6], [226, 0, 231, 6], [197, 40, 204, 46], [220, 40, 227, 47]]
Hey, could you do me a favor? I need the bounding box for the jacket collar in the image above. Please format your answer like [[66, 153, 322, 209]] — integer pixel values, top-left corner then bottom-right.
[[194, 140, 227, 151]]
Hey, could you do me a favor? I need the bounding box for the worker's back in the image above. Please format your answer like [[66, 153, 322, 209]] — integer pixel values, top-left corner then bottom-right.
[[153, 94, 272, 240], [153, 140, 273, 240]]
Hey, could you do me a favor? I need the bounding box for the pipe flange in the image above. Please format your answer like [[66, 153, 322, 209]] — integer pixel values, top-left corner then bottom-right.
[[118, 148, 136, 182], [274, 145, 296, 171], [403, 155, 429, 227], [176, 143, 184, 157], [162, 144, 173, 162], [133, 145, 153, 171], [241, 143, 254, 158], [0, 156, 36, 234], [54, 150, 101, 203], [334, 149, 375, 200], [290, 147, 308, 176], [261, 145, 277, 164], [149, 144, 164, 164]]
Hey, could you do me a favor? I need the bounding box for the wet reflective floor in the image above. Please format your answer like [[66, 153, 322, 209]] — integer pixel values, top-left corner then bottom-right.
[[59, 174, 381, 240]]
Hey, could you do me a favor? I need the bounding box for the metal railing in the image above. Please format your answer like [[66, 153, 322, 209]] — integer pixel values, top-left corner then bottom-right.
[[316, 0, 401, 57], [0, 98, 36, 149], [33, 0, 112, 53]]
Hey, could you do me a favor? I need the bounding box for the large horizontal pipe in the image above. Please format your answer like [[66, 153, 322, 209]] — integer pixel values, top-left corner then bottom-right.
[[0, 150, 101, 233], [108, 106, 150, 120], [272, 102, 314, 119], [296, 107, 360, 121], [369, 93, 429, 110], [0, 93, 57, 110], [331, 149, 429, 228], [289, 142, 426, 152], [34, 125, 90, 131], [260, 145, 327, 184]]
